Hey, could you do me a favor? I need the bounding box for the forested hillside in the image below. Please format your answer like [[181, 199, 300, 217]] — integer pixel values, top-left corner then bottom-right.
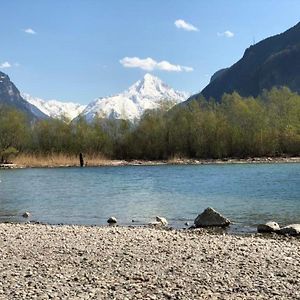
[[1, 87, 299, 161], [188, 22, 300, 102]]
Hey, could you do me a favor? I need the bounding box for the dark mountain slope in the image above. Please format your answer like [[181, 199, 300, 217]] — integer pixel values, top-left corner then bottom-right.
[[209, 68, 229, 83], [188, 22, 300, 102], [0, 71, 47, 120]]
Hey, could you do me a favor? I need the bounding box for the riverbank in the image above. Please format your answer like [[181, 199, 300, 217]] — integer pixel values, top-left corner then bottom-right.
[[2, 154, 300, 168], [0, 224, 299, 299]]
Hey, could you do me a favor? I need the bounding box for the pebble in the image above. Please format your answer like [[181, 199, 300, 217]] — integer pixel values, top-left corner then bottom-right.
[[22, 212, 30, 218], [0, 223, 299, 299]]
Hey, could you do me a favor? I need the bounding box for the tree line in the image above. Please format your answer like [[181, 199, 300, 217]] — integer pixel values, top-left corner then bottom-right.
[[0, 87, 299, 162]]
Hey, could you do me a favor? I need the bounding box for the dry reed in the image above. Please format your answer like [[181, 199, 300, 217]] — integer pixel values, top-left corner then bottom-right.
[[14, 153, 110, 168]]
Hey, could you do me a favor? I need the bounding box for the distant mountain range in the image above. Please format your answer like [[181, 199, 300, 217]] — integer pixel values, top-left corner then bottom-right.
[[187, 21, 300, 102], [0, 72, 187, 122], [22, 93, 86, 121]]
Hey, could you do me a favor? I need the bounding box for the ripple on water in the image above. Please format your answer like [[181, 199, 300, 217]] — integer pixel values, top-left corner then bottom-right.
[[0, 163, 299, 233]]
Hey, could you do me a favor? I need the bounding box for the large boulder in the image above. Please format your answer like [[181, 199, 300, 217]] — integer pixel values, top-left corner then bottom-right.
[[194, 207, 230, 228], [279, 224, 300, 236], [257, 221, 280, 233]]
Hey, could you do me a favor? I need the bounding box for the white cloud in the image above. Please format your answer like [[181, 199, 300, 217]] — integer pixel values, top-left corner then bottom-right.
[[24, 28, 36, 35], [0, 62, 11, 69], [120, 57, 193, 72], [174, 19, 198, 32], [218, 30, 234, 38], [120, 57, 156, 71]]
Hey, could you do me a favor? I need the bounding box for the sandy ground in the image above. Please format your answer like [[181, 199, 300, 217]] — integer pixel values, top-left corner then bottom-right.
[[0, 224, 299, 299]]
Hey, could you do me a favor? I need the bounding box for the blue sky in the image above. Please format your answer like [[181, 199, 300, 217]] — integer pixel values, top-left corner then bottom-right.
[[0, 0, 299, 104]]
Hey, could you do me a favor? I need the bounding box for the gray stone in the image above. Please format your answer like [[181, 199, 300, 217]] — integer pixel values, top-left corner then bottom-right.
[[194, 207, 230, 228], [257, 221, 280, 233], [22, 212, 30, 218], [279, 224, 300, 236], [107, 217, 117, 224], [156, 216, 168, 226]]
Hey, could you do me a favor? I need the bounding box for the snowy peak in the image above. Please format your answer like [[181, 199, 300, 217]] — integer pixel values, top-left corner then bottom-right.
[[130, 73, 166, 94], [79, 73, 189, 122], [126, 73, 187, 101], [22, 93, 86, 121]]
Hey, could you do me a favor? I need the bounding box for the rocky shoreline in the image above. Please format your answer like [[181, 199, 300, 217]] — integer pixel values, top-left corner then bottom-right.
[[0, 223, 299, 299], [1, 156, 300, 169]]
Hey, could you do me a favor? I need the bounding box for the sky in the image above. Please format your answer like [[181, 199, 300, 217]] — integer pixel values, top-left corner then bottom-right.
[[0, 0, 300, 104]]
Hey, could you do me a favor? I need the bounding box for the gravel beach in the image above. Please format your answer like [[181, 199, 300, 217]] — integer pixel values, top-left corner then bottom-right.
[[2, 156, 300, 169], [0, 224, 299, 300]]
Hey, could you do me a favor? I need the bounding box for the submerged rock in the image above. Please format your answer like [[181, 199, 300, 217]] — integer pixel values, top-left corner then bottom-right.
[[279, 224, 300, 236], [194, 207, 230, 228], [156, 216, 168, 226], [107, 217, 117, 224], [257, 221, 280, 233], [22, 212, 30, 218]]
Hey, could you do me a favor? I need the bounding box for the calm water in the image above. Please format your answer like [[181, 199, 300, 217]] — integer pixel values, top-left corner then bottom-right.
[[0, 163, 299, 232]]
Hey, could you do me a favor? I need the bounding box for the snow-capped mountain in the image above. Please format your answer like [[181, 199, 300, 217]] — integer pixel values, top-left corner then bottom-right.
[[79, 73, 189, 122], [22, 74, 189, 122], [22, 93, 86, 121]]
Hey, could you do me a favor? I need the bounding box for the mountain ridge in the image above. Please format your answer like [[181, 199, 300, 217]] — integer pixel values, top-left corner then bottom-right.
[[187, 21, 300, 102], [0, 71, 48, 120], [22, 93, 86, 121], [19, 73, 188, 122]]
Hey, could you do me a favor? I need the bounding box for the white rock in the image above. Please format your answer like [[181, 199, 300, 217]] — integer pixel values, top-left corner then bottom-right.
[[257, 221, 280, 233], [156, 216, 168, 226], [279, 224, 300, 236], [194, 207, 230, 228]]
